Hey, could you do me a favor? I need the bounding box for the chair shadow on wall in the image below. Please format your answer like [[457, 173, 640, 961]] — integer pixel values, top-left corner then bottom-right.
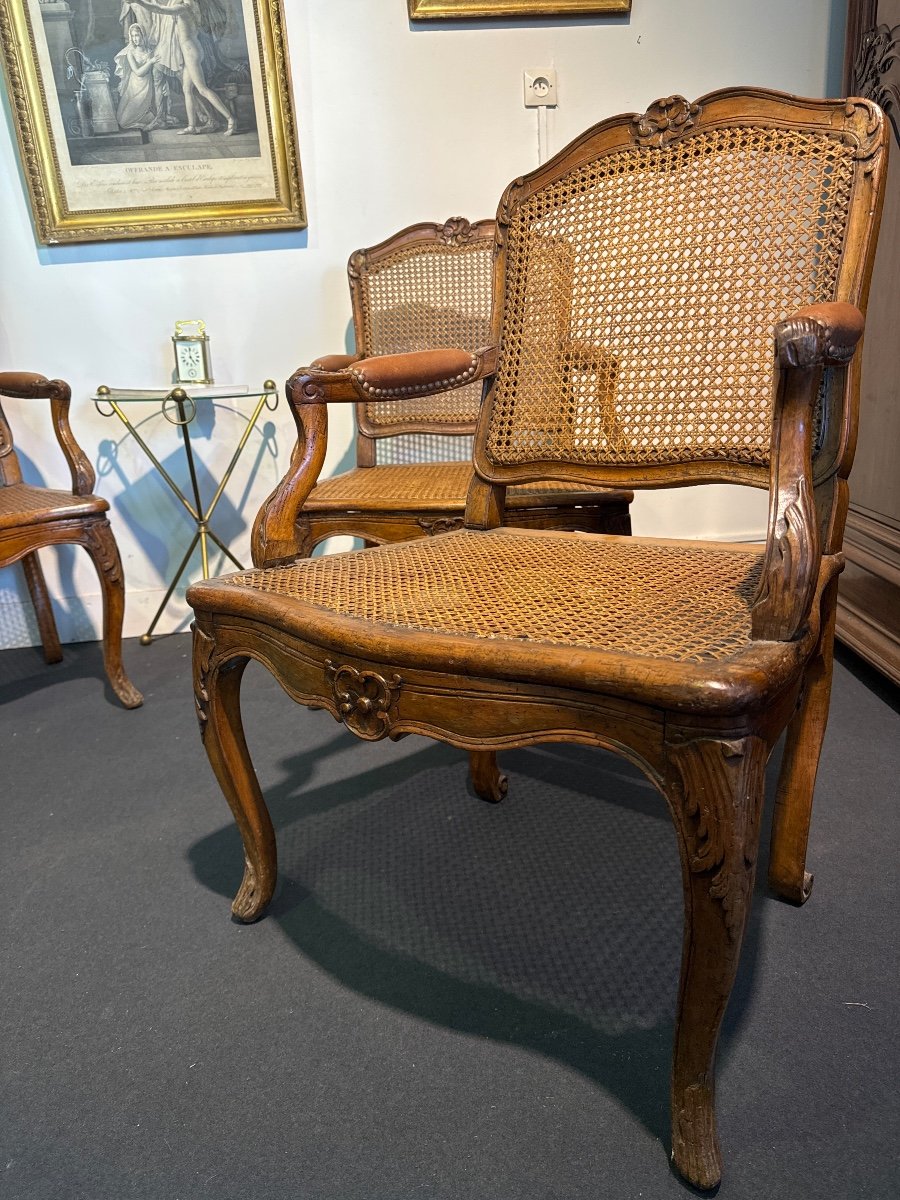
[[95, 400, 280, 634], [187, 702, 777, 1152]]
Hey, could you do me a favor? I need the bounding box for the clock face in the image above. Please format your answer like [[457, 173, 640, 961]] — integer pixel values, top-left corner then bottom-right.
[[175, 340, 206, 382]]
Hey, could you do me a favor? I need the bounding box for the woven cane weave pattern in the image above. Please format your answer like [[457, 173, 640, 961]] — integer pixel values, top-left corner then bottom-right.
[[308, 463, 604, 506], [486, 125, 855, 470], [376, 432, 474, 465], [361, 239, 494, 429], [0, 484, 102, 527], [228, 531, 764, 663]]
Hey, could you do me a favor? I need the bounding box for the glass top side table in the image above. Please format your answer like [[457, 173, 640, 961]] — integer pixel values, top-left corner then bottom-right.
[[92, 382, 278, 644]]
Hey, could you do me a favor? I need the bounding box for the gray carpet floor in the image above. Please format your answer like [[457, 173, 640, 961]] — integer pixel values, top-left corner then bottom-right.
[[2, 632, 898, 1200]]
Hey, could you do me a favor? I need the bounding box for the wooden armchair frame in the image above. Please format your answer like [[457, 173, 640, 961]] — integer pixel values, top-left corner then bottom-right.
[[0, 373, 142, 707], [188, 89, 886, 1187], [250, 216, 632, 567]]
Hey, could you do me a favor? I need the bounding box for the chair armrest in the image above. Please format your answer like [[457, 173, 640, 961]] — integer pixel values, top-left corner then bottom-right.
[[289, 345, 498, 406], [751, 303, 864, 642], [251, 346, 498, 567], [0, 372, 95, 496]]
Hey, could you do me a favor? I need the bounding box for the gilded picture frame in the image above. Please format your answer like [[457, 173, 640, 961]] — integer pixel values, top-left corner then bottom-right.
[[0, 0, 305, 244], [409, 1, 631, 17]]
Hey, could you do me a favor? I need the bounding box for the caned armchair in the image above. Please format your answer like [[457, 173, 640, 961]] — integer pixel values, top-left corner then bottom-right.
[[188, 89, 886, 1187], [250, 215, 632, 565], [0, 373, 142, 707]]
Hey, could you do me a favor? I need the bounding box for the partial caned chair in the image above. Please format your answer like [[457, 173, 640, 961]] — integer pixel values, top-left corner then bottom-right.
[[0, 372, 142, 707], [188, 89, 886, 1188]]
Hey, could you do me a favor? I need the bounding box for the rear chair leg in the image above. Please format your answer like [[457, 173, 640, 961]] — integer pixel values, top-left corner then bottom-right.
[[21, 551, 63, 664], [469, 751, 508, 803], [768, 578, 839, 905], [665, 733, 768, 1190], [193, 628, 276, 921]]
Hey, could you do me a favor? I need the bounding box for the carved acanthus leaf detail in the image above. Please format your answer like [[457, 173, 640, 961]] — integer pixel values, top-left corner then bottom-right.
[[633, 95, 701, 148], [851, 24, 900, 149], [81, 520, 122, 585], [440, 217, 475, 245], [417, 516, 465, 536], [752, 474, 816, 641], [347, 250, 366, 281], [326, 660, 401, 741], [496, 178, 525, 242], [668, 737, 767, 940], [192, 625, 216, 738]]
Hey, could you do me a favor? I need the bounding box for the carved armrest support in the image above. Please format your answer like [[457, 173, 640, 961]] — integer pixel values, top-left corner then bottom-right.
[[288, 345, 498, 406], [0, 372, 94, 495], [251, 401, 328, 568], [752, 304, 864, 642]]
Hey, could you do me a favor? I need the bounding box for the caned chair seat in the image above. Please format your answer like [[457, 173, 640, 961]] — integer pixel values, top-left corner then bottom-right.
[[0, 482, 108, 530], [304, 461, 627, 511], [190, 529, 821, 711]]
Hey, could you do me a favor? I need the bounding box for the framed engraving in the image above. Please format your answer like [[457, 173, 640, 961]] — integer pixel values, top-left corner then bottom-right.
[[0, 0, 305, 243], [409, 1, 631, 17]]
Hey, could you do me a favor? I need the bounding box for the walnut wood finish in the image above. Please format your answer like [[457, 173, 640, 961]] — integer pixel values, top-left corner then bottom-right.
[[840, 0, 900, 685], [0, 373, 142, 707], [250, 216, 632, 569], [189, 90, 886, 1189]]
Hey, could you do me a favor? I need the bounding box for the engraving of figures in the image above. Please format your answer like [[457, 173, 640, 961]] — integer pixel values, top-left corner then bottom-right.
[[129, 0, 235, 134], [42, 0, 260, 166]]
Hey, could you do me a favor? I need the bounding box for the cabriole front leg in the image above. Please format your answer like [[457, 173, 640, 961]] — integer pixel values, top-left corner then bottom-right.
[[665, 733, 768, 1189], [80, 519, 143, 708], [193, 626, 276, 922]]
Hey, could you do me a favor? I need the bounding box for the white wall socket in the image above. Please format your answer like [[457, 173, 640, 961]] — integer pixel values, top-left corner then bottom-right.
[[523, 68, 557, 108]]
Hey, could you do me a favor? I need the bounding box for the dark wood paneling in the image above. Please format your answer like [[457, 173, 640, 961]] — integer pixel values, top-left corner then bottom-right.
[[839, 0, 900, 681]]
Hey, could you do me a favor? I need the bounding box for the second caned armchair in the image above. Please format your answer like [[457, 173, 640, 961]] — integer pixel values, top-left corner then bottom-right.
[[251, 217, 631, 565]]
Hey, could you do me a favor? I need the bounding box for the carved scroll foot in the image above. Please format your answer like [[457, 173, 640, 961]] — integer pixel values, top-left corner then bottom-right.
[[769, 581, 838, 906], [665, 733, 768, 1189], [81, 519, 143, 708], [21, 552, 63, 664], [469, 751, 508, 804], [193, 632, 277, 922]]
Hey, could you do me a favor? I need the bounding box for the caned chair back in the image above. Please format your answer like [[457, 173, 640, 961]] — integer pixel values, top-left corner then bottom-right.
[[475, 90, 885, 493], [349, 218, 495, 464]]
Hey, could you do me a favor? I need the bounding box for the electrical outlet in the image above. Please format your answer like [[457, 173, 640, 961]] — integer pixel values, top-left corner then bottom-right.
[[523, 68, 557, 108]]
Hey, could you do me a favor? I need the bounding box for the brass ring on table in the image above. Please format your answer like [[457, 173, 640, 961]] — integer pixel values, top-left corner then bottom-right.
[[162, 390, 197, 425], [93, 385, 115, 418], [263, 380, 279, 411]]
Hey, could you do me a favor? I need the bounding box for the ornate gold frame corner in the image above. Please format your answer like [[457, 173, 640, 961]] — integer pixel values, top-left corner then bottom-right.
[[0, 0, 305, 244]]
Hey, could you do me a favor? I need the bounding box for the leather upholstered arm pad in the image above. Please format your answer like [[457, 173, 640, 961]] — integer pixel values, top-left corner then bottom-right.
[[308, 353, 363, 372], [288, 345, 498, 405], [0, 372, 67, 399], [775, 302, 865, 369]]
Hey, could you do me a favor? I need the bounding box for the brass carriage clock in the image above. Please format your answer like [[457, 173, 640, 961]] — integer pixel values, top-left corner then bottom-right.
[[172, 320, 214, 385]]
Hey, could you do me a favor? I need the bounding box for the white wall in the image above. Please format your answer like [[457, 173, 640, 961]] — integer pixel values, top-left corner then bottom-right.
[[0, 0, 848, 647]]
